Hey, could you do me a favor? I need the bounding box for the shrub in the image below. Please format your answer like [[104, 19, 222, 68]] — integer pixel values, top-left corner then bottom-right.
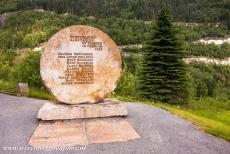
[[11, 51, 42, 87], [114, 64, 137, 97], [0, 64, 11, 80]]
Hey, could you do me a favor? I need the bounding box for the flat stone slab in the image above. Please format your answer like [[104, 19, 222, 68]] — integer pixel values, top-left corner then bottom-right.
[[29, 120, 85, 147], [86, 118, 140, 144], [29, 118, 140, 147], [37, 101, 128, 120]]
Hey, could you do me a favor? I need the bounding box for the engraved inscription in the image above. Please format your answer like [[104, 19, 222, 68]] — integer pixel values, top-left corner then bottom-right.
[[58, 52, 93, 84], [70, 35, 103, 51]]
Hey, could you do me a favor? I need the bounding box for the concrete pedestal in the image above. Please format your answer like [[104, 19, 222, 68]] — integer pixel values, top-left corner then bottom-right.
[[30, 100, 140, 147], [37, 101, 128, 120]]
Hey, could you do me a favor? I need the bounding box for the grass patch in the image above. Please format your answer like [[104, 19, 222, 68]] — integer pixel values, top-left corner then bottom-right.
[[29, 88, 55, 100], [0, 80, 54, 100], [0, 80, 16, 94], [113, 95, 230, 142]]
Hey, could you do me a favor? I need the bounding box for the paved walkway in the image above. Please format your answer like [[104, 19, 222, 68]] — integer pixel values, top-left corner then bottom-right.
[[0, 93, 229, 154]]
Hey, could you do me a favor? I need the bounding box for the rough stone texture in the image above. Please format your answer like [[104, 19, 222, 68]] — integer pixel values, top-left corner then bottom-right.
[[16, 83, 29, 96], [37, 101, 128, 120], [40, 25, 122, 104], [29, 118, 140, 147]]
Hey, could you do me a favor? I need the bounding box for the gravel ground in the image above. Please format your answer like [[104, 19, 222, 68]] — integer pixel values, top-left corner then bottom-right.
[[0, 93, 229, 154]]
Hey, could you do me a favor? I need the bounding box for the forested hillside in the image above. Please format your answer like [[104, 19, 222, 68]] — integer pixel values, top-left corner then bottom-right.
[[1, 0, 230, 29], [0, 11, 229, 50]]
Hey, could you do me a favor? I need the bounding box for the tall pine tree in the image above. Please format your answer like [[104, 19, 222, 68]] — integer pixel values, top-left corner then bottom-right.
[[138, 7, 188, 104]]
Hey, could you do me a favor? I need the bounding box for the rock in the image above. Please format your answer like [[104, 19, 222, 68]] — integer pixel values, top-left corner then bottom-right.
[[37, 100, 127, 120], [86, 118, 140, 144], [16, 83, 29, 96], [29, 120, 86, 147], [40, 25, 122, 104], [29, 118, 140, 147]]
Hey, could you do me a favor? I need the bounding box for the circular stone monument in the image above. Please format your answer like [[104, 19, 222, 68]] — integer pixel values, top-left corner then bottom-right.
[[40, 25, 121, 104]]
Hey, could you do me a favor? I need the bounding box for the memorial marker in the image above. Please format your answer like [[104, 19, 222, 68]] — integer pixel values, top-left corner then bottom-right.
[[40, 25, 122, 104], [30, 25, 140, 147]]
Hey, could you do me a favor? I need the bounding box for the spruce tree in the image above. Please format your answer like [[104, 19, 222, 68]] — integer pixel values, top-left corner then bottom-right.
[[138, 7, 188, 104]]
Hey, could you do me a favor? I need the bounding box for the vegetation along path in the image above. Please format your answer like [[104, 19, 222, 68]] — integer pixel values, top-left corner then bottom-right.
[[0, 93, 229, 154]]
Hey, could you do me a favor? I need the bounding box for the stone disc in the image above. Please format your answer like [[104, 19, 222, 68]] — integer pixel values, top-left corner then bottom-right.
[[40, 25, 121, 104]]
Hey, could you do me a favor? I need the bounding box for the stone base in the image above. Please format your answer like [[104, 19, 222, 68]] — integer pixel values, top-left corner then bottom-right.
[[29, 118, 140, 147], [37, 101, 127, 120]]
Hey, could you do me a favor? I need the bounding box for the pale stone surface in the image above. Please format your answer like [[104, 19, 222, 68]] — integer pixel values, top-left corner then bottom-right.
[[86, 118, 140, 144], [40, 25, 122, 104], [37, 101, 127, 120], [29, 120, 86, 147], [29, 118, 140, 147], [16, 83, 29, 96]]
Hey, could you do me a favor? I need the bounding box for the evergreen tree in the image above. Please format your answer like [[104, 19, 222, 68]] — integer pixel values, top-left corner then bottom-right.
[[138, 7, 188, 104]]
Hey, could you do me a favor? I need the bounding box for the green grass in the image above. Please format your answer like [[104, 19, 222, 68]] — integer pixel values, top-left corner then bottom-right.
[[0, 80, 55, 100], [0, 80, 16, 94], [113, 95, 230, 142], [29, 88, 55, 100]]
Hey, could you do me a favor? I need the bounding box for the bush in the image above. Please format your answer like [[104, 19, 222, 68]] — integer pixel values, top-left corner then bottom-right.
[[122, 47, 141, 53], [195, 79, 208, 98], [188, 63, 230, 100], [0, 64, 11, 80], [122, 55, 140, 74], [114, 64, 137, 97], [188, 43, 230, 59], [23, 31, 47, 48], [11, 51, 42, 87]]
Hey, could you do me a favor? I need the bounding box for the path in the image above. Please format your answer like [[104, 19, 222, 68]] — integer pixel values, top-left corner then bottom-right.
[[0, 93, 229, 154]]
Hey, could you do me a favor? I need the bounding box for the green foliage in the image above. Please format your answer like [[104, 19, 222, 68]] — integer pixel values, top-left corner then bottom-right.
[[187, 43, 230, 59], [0, 0, 19, 14], [177, 23, 229, 41], [0, 80, 16, 94], [0, 49, 17, 65], [0, 11, 229, 51], [122, 47, 141, 53], [119, 58, 229, 101], [122, 55, 141, 74], [22, 31, 46, 48], [114, 64, 136, 97], [188, 63, 230, 100], [11, 51, 42, 87], [138, 8, 188, 104], [29, 87, 55, 100], [0, 49, 17, 80], [5, 0, 228, 29], [0, 64, 11, 80], [195, 80, 208, 98], [0, 11, 150, 49]]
